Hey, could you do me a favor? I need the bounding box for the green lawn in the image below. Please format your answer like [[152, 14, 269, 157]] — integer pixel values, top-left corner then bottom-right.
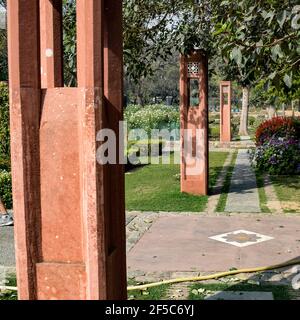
[[216, 151, 238, 212], [256, 172, 271, 213], [0, 275, 17, 301], [271, 175, 300, 213], [126, 151, 228, 212]]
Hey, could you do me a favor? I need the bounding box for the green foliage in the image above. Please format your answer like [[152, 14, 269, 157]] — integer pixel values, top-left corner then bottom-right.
[[213, 0, 300, 91], [216, 151, 238, 212], [126, 152, 228, 212], [251, 140, 300, 175], [209, 126, 220, 140], [124, 0, 214, 80], [127, 280, 169, 300], [0, 30, 7, 81], [124, 54, 180, 105], [62, 0, 77, 86], [251, 117, 300, 175], [255, 116, 300, 145], [271, 175, 300, 213], [124, 104, 180, 135], [0, 170, 12, 209], [0, 82, 10, 162], [127, 139, 165, 164]]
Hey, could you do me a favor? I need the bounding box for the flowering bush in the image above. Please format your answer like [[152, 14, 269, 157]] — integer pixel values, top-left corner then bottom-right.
[[251, 117, 300, 175], [124, 104, 180, 135], [255, 116, 300, 146], [250, 138, 300, 175]]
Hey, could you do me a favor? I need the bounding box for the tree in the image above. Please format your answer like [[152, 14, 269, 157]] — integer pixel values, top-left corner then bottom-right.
[[213, 0, 300, 134]]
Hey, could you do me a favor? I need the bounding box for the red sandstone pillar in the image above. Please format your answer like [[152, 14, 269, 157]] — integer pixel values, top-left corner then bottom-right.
[[8, 0, 42, 300], [220, 81, 232, 143], [8, 0, 126, 300], [103, 0, 127, 299], [40, 0, 63, 88], [180, 51, 209, 196]]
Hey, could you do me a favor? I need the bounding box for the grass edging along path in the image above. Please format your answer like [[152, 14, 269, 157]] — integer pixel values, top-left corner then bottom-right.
[[255, 172, 271, 213], [125, 152, 228, 212], [270, 175, 300, 213], [188, 282, 295, 300], [215, 151, 238, 212], [127, 280, 170, 300]]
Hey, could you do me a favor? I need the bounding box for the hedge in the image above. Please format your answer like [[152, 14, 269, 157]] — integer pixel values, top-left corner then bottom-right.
[[0, 170, 12, 209]]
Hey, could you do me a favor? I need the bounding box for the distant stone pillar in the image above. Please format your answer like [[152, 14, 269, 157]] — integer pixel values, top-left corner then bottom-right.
[[220, 81, 232, 143], [180, 51, 208, 196], [8, 0, 126, 300]]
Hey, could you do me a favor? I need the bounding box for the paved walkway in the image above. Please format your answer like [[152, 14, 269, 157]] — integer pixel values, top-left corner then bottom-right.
[[127, 214, 300, 273], [0, 226, 15, 269], [225, 149, 261, 213]]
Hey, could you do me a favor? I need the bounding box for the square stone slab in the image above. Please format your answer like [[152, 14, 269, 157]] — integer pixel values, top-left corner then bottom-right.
[[127, 215, 300, 272], [204, 291, 274, 300], [209, 230, 274, 247]]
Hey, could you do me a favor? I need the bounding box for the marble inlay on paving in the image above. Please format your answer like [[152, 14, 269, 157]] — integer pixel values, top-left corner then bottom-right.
[[209, 230, 274, 248], [127, 215, 300, 272]]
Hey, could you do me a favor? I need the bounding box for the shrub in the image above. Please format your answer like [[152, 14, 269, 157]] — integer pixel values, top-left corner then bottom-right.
[[0, 157, 10, 171], [250, 138, 300, 175], [127, 139, 165, 158], [255, 116, 300, 146], [248, 116, 256, 126], [209, 126, 220, 140], [0, 170, 12, 209], [0, 82, 10, 162], [251, 117, 300, 175], [124, 104, 180, 135]]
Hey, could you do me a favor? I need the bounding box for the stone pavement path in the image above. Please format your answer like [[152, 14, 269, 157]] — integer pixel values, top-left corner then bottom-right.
[[225, 149, 261, 213], [127, 214, 300, 273], [0, 226, 15, 269]]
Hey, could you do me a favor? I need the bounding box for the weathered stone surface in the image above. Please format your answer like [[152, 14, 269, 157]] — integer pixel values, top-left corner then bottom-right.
[[180, 51, 208, 195], [7, 0, 126, 300]]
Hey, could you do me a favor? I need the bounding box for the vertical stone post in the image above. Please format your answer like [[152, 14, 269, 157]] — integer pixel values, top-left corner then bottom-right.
[[40, 0, 63, 88], [103, 0, 127, 299], [8, 0, 42, 300], [220, 81, 232, 143], [8, 0, 126, 300], [180, 51, 209, 195]]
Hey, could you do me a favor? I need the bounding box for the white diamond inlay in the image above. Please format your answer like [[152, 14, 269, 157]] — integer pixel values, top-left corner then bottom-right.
[[209, 230, 274, 248]]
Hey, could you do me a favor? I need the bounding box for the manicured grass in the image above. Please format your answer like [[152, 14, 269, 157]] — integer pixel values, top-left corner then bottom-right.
[[270, 175, 300, 213], [189, 282, 294, 300], [127, 280, 169, 300], [215, 151, 238, 212], [0, 275, 17, 301], [125, 152, 228, 212], [255, 172, 271, 213], [0, 290, 17, 300]]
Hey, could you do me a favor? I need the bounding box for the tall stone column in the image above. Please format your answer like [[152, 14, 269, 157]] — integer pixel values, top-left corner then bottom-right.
[[8, 0, 126, 300], [180, 51, 209, 196], [220, 81, 232, 143]]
